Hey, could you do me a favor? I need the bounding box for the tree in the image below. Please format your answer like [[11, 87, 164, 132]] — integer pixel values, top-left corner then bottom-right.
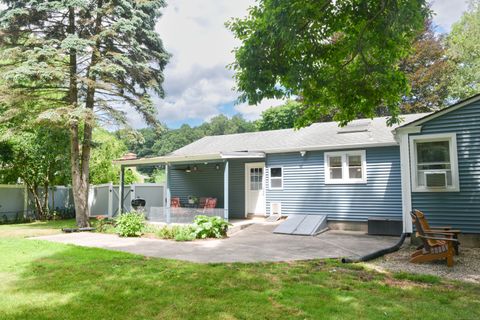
[[90, 129, 139, 185], [256, 101, 304, 130], [446, 1, 480, 99], [395, 20, 454, 113], [0, 1, 169, 227], [0, 127, 70, 219], [227, 0, 429, 127]]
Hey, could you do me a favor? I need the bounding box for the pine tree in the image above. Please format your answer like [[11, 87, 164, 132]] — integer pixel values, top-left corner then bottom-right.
[[0, 1, 169, 227]]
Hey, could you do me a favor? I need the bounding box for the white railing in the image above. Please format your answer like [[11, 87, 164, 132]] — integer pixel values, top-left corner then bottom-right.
[[148, 207, 225, 224]]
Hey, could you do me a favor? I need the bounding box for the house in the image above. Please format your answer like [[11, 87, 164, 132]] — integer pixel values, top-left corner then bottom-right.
[[115, 94, 480, 243]]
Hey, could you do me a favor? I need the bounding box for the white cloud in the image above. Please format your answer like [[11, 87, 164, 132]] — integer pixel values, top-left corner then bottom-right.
[[5, 1, 469, 128], [235, 99, 288, 121], [430, 0, 469, 32]]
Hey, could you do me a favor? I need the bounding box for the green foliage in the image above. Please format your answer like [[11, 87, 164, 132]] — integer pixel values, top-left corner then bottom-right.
[[156, 224, 196, 241], [173, 226, 197, 242], [446, 1, 480, 99], [89, 129, 139, 185], [192, 215, 230, 239], [155, 216, 230, 241], [0, 126, 70, 219], [115, 211, 145, 237], [396, 20, 454, 113], [117, 114, 256, 164], [256, 101, 305, 130], [0, 0, 169, 227], [227, 0, 429, 126]]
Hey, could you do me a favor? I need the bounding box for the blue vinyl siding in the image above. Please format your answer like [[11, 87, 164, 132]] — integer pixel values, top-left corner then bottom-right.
[[169, 163, 225, 208], [265, 146, 402, 222], [228, 159, 264, 219], [168, 159, 261, 219], [410, 100, 480, 233]]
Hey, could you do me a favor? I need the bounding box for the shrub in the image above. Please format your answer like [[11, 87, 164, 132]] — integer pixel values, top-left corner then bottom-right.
[[192, 215, 230, 239], [115, 211, 145, 237], [156, 225, 196, 241], [173, 225, 197, 241]]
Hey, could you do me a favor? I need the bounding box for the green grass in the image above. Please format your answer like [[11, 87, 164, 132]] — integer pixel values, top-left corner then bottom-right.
[[0, 222, 479, 319], [0, 219, 77, 238]]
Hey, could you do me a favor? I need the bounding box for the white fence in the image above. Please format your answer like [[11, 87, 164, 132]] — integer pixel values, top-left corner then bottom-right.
[[0, 183, 165, 222], [89, 183, 165, 218], [0, 185, 74, 222]]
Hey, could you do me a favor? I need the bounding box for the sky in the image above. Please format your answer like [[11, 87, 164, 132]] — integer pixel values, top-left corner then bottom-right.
[[144, 0, 471, 129]]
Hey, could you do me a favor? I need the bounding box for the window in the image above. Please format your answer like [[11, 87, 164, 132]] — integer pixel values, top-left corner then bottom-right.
[[269, 167, 283, 189], [410, 133, 459, 192], [324, 150, 367, 184], [250, 167, 263, 191]]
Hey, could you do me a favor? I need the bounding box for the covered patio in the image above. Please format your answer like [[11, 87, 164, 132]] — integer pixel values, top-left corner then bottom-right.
[[114, 151, 266, 223]]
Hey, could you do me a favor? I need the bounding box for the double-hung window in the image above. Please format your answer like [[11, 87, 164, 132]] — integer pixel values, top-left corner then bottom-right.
[[269, 167, 283, 189], [410, 133, 459, 192], [324, 150, 367, 184]]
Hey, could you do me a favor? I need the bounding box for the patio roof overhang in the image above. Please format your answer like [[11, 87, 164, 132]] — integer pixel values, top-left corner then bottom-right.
[[113, 151, 266, 167]]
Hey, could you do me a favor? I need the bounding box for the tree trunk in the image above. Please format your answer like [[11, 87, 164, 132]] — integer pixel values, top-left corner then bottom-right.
[[28, 184, 45, 220], [42, 183, 49, 218], [67, 6, 90, 227]]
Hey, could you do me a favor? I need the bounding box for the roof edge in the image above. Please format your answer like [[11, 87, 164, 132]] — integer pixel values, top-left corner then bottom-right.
[[396, 93, 480, 129]]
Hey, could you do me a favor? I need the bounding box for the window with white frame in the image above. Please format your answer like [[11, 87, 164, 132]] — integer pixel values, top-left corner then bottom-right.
[[324, 150, 367, 184], [269, 167, 283, 189], [410, 133, 459, 192]]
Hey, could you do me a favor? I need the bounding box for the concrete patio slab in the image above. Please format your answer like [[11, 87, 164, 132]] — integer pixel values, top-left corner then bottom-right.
[[32, 223, 398, 263]]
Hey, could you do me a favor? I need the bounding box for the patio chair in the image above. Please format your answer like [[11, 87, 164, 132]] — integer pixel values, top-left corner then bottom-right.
[[201, 198, 217, 214], [171, 197, 181, 208], [199, 197, 208, 209], [204, 198, 217, 209], [412, 209, 461, 255], [410, 211, 458, 267]]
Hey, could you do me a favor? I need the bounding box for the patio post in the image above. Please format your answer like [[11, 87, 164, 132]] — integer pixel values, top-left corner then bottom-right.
[[119, 165, 125, 215], [165, 164, 171, 224], [224, 160, 229, 220]]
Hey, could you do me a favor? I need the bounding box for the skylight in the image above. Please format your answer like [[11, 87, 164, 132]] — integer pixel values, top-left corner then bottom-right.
[[337, 120, 371, 134]]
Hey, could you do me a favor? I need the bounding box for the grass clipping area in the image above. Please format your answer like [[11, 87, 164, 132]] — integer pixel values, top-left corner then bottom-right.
[[0, 237, 479, 320]]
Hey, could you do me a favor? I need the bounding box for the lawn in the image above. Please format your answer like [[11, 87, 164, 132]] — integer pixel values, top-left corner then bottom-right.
[[0, 223, 479, 319]]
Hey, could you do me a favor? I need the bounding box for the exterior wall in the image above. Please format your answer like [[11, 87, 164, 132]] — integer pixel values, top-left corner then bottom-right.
[[169, 163, 225, 208], [228, 159, 264, 219], [410, 100, 480, 233], [265, 146, 402, 222], [168, 159, 263, 219]]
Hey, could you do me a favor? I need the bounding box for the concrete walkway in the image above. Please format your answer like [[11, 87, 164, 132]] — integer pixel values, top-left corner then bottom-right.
[[33, 223, 398, 263]]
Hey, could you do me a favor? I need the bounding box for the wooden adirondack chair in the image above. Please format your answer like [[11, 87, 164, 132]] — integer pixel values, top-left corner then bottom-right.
[[412, 209, 461, 255], [410, 211, 458, 267]]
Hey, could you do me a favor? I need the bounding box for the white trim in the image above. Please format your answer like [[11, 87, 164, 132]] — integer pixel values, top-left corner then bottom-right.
[[244, 162, 266, 217], [398, 131, 413, 233], [268, 166, 284, 190], [409, 133, 459, 192], [324, 150, 367, 184], [261, 142, 397, 154], [113, 142, 400, 166]]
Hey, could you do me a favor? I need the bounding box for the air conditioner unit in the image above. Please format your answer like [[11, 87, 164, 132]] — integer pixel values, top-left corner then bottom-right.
[[425, 171, 447, 188], [270, 202, 282, 215]]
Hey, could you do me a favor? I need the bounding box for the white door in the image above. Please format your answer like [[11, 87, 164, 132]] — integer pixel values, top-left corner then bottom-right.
[[245, 163, 266, 216]]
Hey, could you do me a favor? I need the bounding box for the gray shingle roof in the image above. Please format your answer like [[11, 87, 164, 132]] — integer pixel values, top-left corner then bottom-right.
[[170, 113, 429, 156]]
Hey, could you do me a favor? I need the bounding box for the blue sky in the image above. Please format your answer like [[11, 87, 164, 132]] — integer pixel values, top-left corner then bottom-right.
[[128, 0, 470, 129]]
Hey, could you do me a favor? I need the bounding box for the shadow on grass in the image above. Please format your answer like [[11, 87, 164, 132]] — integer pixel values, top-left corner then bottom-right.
[[2, 240, 480, 320]]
